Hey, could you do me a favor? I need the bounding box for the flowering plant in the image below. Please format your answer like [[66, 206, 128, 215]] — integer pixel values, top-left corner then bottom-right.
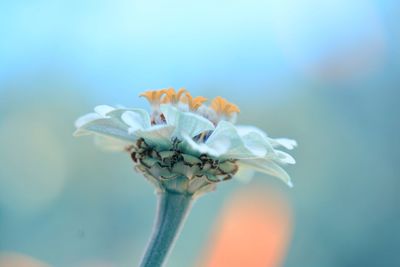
[[75, 88, 296, 266]]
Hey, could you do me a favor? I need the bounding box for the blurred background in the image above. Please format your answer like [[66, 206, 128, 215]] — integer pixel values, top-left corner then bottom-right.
[[0, 0, 399, 266]]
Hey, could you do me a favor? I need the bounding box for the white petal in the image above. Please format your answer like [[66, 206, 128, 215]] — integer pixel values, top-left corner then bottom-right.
[[112, 108, 151, 127], [135, 125, 175, 149], [73, 118, 134, 142], [160, 104, 215, 138], [240, 159, 293, 187], [94, 105, 115, 116], [206, 121, 255, 159], [240, 131, 269, 157], [74, 113, 103, 128], [233, 166, 255, 183], [236, 125, 275, 154], [183, 134, 226, 157], [207, 122, 245, 158], [182, 122, 249, 158], [236, 125, 267, 137], [274, 150, 296, 165], [236, 125, 296, 164], [196, 105, 218, 123], [269, 138, 298, 150], [121, 110, 151, 133]]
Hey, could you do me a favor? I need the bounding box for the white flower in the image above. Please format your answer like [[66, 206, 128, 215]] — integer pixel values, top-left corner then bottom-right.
[[74, 88, 297, 194]]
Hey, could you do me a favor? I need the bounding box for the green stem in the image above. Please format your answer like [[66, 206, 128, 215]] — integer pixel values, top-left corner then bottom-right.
[[139, 191, 194, 267]]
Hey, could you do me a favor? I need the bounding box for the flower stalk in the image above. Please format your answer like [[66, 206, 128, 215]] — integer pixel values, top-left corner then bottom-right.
[[139, 190, 194, 267]]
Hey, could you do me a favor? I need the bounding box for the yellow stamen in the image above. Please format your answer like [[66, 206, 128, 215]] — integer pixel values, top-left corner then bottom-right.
[[161, 88, 187, 104], [211, 96, 240, 116], [181, 92, 208, 111], [140, 89, 167, 105]]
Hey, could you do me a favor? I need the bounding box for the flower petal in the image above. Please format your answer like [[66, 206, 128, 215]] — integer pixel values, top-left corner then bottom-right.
[[207, 121, 247, 157], [73, 117, 134, 142], [206, 121, 257, 159], [236, 125, 296, 164], [185, 121, 260, 159], [121, 110, 152, 133], [160, 104, 215, 138], [135, 125, 175, 149], [239, 159, 293, 187], [94, 105, 115, 116], [269, 138, 298, 150], [240, 132, 270, 157], [274, 150, 296, 165], [183, 134, 226, 157], [235, 125, 266, 137], [74, 113, 103, 129], [108, 108, 150, 125], [236, 125, 275, 154], [233, 165, 255, 183]]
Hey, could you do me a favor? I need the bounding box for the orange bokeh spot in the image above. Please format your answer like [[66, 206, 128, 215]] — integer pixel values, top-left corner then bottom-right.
[[0, 252, 50, 267], [200, 186, 292, 267]]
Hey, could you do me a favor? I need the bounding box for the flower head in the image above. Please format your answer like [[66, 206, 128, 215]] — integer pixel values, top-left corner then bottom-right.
[[74, 88, 297, 196]]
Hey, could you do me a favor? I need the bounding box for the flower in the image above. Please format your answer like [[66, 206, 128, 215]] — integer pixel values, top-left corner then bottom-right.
[[74, 88, 297, 196]]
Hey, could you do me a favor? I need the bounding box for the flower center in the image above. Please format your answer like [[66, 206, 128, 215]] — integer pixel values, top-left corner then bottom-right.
[[140, 88, 240, 125], [210, 96, 240, 117], [161, 88, 187, 104], [130, 138, 239, 184]]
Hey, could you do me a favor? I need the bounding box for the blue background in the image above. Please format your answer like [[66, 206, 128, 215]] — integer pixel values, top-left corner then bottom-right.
[[1, 0, 399, 266]]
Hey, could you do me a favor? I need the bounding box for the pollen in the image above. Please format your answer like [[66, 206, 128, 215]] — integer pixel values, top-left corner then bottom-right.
[[140, 89, 167, 105], [211, 96, 240, 116], [181, 92, 208, 111], [161, 88, 187, 104]]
